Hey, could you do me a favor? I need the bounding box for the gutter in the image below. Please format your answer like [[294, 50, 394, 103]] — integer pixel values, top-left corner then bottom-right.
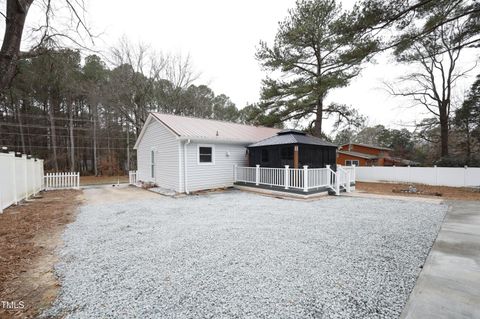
[[183, 139, 191, 194], [177, 136, 252, 145]]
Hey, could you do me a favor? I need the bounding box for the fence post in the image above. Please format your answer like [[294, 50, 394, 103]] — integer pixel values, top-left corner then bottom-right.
[[464, 165, 467, 187], [40, 160, 44, 190], [352, 164, 356, 184], [303, 165, 308, 192], [255, 165, 260, 186], [33, 159, 37, 196], [284, 165, 289, 189], [233, 164, 237, 183], [346, 168, 351, 193], [434, 165, 438, 185], [9, 152, 18, 204], [22, 154, 28, 200]]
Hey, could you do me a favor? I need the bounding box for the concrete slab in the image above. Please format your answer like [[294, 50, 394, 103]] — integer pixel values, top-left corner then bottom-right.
[[344, 191, 444, 204], [233, 184, 330, 200], [401, 200, 480, 319]]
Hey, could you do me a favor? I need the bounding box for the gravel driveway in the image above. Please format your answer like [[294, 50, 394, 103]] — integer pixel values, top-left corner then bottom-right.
[[44, 188, 446, 318]]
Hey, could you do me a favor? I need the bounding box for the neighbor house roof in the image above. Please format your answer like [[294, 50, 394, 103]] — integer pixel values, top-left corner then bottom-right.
[[337, 150, 378, 160], [134, 113, 281, 148], [248, 129, 337, 148], [341, 143, 392, 151]]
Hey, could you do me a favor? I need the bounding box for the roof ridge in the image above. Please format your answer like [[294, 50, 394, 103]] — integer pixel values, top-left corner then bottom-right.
[[342, 142, 392, 150], [152, 112, 279, 130]]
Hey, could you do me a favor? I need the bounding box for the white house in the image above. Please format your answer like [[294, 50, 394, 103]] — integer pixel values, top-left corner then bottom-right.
[[133, 113, 280, 193]]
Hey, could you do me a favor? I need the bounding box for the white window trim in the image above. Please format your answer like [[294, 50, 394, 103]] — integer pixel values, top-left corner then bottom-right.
[[150, 148, 156, 179], [345, 159, 359, 166], [197, 144, 215, 165]]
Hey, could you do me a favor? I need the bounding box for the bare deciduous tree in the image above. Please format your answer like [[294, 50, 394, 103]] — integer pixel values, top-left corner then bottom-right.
[[0, 0, 92, 92], [386, 18, 475, 157]]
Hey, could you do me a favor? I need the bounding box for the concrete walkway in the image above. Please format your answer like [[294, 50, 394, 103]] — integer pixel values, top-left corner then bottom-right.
[[401, 200, 480, 319]]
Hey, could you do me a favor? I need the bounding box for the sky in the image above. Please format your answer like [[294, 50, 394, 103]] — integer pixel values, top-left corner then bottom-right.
[[5, 0, 480, 135]]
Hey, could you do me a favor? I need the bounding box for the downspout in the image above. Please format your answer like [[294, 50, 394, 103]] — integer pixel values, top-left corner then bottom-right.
[[183, 139, 191, 194]]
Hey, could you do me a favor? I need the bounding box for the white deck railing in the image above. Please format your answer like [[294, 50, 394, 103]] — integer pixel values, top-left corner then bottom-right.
[[234, 164, 355, 195], [44, 172, 80, 190]]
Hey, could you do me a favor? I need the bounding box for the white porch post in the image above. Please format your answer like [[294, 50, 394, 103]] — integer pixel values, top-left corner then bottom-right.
[[326, 165, 331, 186], [255, 164, 260, 186], [284, 165, 289, 189], [303, 165, 308, 192], [233, 164, 238, 182]]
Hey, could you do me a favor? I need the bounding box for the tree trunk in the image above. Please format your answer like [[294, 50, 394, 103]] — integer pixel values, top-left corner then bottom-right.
[[126, 121, 130, 172], [49, 97, 59, 171], [0, 0, 33, 92], [439, 106, 449, 157], [93, 104, 98, 176], [16, 102, 26, 154], [68, 98, 75, 171], [313, 98, 323, 137], [465, 119, 471, 165]]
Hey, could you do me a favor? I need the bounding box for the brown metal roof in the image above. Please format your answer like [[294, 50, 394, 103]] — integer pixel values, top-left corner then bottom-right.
[[338, 150, 378, 160], [341, 143, 392, 151], [151, 113, 280, 143]]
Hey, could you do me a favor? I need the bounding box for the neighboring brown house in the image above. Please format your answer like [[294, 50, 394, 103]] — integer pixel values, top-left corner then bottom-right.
[[337, 143, 414, 166]]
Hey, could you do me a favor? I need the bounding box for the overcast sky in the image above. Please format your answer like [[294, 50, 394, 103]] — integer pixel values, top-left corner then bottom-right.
[[8, 0, 480, 135]]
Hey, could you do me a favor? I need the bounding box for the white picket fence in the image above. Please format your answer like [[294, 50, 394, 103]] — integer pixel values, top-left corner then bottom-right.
[[356, 166, 480, 187], [234, 164, 355, 195], [0, 152, 44, 213], [44, 172, 80, 190]]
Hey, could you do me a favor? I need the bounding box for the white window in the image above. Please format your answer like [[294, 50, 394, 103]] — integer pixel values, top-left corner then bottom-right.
[[151, 150, 155, 178], [198, 145, 214, 164], [345, 160, 359, 166]]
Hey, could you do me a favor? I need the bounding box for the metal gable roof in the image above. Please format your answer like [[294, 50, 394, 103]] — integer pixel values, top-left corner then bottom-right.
[[248, 130, 338, 148], [341, 143, 392, 151], [337, 150, 378, 160], [151, 113, 281, 143]]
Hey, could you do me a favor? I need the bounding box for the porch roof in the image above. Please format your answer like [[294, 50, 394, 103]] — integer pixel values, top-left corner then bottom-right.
[[248, 129, 337, 148]]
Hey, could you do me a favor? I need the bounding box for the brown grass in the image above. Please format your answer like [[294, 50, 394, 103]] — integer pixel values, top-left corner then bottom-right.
[[356, 182, 480, 201], [80, 175, 128, 186], [0, 190, 83, 318]]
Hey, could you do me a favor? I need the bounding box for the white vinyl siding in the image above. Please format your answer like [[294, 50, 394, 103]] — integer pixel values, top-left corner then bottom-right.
[[182, 142, 248, 192], [136, 120, 180, 191]]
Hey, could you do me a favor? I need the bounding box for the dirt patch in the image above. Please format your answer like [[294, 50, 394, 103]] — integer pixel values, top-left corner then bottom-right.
[[82, 185, 160, 205], [80, 175, 128, 186], [356, 182, 480, 201], [0, 190, 83, 318]]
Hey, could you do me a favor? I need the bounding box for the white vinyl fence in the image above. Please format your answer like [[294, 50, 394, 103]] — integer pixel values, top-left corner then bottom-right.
[[234, 164, 355, 195], [356, 166, 480, 187], [44, 172, 80, 190], [0, 152, 44, 213]]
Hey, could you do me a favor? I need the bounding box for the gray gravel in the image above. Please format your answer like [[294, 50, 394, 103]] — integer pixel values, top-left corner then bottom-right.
[[43, 190, 446, 319]]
